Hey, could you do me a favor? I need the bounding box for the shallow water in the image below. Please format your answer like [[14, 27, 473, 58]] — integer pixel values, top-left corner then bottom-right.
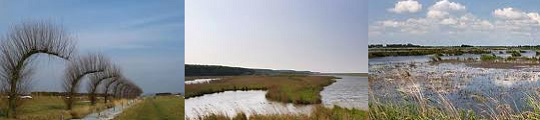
[[185, 78, 220, 85], [320, 75, 368, 110], [184, 90, 313, 119], [369, 50, 538, 65], [370, 62, 540, 117]]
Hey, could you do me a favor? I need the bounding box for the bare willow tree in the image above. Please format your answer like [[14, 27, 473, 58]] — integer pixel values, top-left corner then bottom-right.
[[87, 65, 120, 105], [0, 22, 75, 118], [113, 81, 125, 99], [117, 80, 141, 99], [102, 77, 120, 103], [62, 53, 109, 110]]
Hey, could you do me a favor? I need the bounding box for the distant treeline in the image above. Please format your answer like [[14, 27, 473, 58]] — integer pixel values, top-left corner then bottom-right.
[[369, 44, 540, 49], [185, 64, 315, 76], [27, 92, 107, 97], [186, 64, 255, 76]]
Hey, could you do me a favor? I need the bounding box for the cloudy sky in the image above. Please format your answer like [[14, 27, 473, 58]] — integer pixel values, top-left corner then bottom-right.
[[0, 0, 184, 93], [369, 0, 540, 46], [186, 0, 367, 73]]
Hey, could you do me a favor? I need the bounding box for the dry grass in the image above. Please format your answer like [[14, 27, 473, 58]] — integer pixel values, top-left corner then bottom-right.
[[0, 96, 123, 120], [185, 75, 336, 104], [196, 105, 367, 120], [369, 68, 540, 120]]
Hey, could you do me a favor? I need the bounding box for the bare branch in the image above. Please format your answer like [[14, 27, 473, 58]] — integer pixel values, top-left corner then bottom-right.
[[62, 53, 109, 110], [0, 22, 75, 118]]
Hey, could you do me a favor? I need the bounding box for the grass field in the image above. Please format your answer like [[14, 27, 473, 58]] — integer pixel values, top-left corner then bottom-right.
[[199, 105, 367, 120], [113, 96, 184, 120], [185, 75, 336, 104], [0, 96, 121, 120]]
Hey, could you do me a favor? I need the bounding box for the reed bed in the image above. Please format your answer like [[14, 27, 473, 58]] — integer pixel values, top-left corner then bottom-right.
[[185, 75, 336, 104], [370, 63, 540, 120], [194, 105, 367, 120]]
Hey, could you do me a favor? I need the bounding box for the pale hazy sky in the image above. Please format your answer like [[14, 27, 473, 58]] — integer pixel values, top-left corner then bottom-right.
[[0, 0, 184, 93], [186, 0, 368, 73]]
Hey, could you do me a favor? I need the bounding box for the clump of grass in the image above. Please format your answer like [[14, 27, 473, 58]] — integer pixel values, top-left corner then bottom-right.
[[508, 50, 522, 57], [369, 68, 540, 120], [196, 105, 367, 120], [430, 54, 443, 62], [480, 54, 500, 61], [185, 75, 336, 104]]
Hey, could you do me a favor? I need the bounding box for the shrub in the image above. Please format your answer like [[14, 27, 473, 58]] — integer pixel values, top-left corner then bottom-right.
[[480, 54, 498, 61]]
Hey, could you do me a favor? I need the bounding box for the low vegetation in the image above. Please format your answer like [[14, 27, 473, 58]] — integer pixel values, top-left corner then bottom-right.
[[198, 105, 367, 120], [185, 75, 336, 104], [0, 96, 123, 120], [114, 96, 184, 120], [369, 48, 490, 58]]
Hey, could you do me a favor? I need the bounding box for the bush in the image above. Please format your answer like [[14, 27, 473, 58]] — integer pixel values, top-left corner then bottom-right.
[[480, 54, 498, 61], [509, 51, 522, 57]]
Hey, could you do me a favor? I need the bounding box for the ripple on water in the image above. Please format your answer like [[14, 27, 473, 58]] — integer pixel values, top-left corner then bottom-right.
[[320, 75, 368, 110], [184, 90, 313, 119]]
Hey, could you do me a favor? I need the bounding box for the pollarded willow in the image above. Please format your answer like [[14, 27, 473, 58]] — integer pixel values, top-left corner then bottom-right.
[[87, 65, 121, 105], [0, 22, 75, 118], [62, 53, 109, 110]]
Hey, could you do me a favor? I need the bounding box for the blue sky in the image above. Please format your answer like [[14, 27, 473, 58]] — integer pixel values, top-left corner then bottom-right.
[[369, 0, 540, 46], [0, 0, 184, 93], [186, 0, 367, 73]]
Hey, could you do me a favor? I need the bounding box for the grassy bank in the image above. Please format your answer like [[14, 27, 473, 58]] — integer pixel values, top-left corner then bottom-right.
[[185, 75, 336, 104], [0, 96, 122, 120], [198, 105, 367, 120], [114, 96, 184, 120]]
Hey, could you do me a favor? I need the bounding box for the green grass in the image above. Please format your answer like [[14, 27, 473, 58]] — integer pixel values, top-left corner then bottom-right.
[[113, 96, 184, 120], [0, 96, 119, 120], [480, 54, 500, 61], [185, 75, 336, 104], [197, 105, 367, 120]]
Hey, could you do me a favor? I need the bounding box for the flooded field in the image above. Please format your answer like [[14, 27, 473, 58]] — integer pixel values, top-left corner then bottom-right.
[[369, 50, 537, 65], [184, 90, 314, 119], [184, 75, 368, 119], [370, 52, 540, 117], [321, 75, 368, 110]]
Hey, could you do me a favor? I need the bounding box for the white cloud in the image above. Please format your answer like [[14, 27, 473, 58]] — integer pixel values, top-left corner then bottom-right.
[[440, 18, 457, 25], [430, 0, 466, 11], [493, 8, 527, 19], [427, 10, 449, 19], [427, 0, 466, 19], [388, 0, 422, 14], [493, 7, 540, 25], [380, 20, 401, 27]]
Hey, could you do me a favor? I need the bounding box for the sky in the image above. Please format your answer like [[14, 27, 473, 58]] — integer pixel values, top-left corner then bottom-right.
[[0, 0, 184, 93], [186, 0, 367, 73], [369, 0, 540, 46]]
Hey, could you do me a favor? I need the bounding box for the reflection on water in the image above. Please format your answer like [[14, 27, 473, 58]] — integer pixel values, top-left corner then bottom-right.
[[320, 75, 368, 110], [185, 78, 220, 85], [184, 90, 313, 119]]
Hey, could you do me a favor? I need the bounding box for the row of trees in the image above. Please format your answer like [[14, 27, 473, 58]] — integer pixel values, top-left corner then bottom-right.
[[0, 22, 142, 118]]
